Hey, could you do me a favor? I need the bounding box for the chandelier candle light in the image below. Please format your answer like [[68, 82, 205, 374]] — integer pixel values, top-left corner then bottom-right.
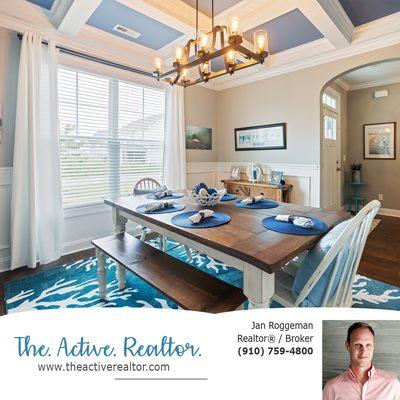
[[152, 0, 269, 87]]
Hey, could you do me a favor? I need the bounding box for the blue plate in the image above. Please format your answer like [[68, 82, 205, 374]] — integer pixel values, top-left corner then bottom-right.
[[261, 216, 328, 236], [171, 211, 231, 228], [146, 192, 184, 200], [220, 194, 238, 201], [234, 199, 279, 209], [136, 203, 186, 214]]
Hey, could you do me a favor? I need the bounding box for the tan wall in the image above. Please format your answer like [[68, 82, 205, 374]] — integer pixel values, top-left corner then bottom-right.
[[0, 27, 20, 168], [347, 82, 400, 210], [216, 44, 400, 171], [184, 85, 217, 162]]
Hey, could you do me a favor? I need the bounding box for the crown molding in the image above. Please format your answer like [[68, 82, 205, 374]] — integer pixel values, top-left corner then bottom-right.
[[346, 75, 400, 91], [48, 0, 74, 28], [0, 10, 154, 71], [335, 77, 350, 91], [210, 26, 400, 90], [352, 11, 400, 42]]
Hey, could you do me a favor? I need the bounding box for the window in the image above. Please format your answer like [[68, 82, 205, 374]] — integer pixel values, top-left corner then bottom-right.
[[324, 115, 337, 140], [58, 67, 165, 206], [322, 92, 337, 109]]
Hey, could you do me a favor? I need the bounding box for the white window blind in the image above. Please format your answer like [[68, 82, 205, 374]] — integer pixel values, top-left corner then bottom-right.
[[58, 67, 165, 206]]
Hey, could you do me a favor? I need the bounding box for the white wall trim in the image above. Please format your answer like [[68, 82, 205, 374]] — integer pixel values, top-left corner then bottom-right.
[[219, 162, 320, 207], [378, 208, 400, 218], [63, 202, 111, 219], [346, 75, 400, 91]]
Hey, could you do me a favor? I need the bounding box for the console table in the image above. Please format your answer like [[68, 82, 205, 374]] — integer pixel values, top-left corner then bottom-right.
[[221, 179, 292, 203]]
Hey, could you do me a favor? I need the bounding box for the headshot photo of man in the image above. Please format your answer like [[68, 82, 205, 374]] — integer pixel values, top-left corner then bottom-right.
[[323, 321, 400, 400]]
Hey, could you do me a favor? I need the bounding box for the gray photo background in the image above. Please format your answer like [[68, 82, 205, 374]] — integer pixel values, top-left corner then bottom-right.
[[323, 320, 400, 386]]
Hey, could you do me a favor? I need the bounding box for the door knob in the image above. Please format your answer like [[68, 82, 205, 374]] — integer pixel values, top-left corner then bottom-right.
[[336, 167, 341, 172]]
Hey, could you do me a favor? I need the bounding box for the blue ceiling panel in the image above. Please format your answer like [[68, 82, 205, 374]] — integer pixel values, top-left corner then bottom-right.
[[181, 0, 243, 17], [87, 0, 184, 50], [27, 0, 55, 10], [243, 9, 323, 55], [339, 0, 400, 26]]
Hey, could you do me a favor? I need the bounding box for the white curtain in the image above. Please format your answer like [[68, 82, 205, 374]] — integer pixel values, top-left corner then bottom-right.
[[11, 32, 63, 270], [162, 85, 186, 190]]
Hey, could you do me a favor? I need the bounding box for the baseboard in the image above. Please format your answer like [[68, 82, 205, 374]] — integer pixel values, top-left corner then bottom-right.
[[378, 208, 400, 218], [62, 228, 140, 257], [0, 229, 141, 274], [0, 256, 11, 273]]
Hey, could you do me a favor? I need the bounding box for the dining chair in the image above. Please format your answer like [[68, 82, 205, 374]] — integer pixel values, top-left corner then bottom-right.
[[133, 178, 192, 260], [133, 177, 162, 196], [272, 200, 381, 308]]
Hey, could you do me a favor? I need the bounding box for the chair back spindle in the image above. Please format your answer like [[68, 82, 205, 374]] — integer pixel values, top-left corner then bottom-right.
[[133, 178, 162, 195]]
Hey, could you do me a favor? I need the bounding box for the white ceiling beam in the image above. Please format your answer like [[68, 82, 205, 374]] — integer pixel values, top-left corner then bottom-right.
[[51, 0, 102, 36], [117, 0, 201, 34], [215, 0, 297, 31], [299, 0, 354, 49]]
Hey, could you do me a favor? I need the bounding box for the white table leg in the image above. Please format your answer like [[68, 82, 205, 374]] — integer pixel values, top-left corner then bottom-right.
[[96, 248, 107, 300], [113, 207, 127, 234], [243, 263, 274, 309], [116, 262, 126, 290]]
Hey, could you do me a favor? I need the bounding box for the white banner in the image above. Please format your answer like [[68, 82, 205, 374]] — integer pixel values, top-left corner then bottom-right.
[[0, 308, 399, 399]]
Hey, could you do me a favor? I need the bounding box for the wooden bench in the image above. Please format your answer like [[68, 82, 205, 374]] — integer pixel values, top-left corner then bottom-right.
[[92, 233, 246, 313]]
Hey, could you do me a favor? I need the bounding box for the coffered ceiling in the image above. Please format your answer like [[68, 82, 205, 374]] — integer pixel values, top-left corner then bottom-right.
[[2, 0, 400, 90]]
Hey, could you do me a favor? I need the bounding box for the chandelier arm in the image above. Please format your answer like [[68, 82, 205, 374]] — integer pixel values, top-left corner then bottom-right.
[[236, 44, 268, 62], [171, 58, 262, 87], [212, 0, 214, 30], [195, 0, 198, 43]]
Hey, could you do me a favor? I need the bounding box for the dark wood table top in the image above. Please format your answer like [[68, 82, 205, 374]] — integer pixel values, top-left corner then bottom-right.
[[105, 194, 349, 274]]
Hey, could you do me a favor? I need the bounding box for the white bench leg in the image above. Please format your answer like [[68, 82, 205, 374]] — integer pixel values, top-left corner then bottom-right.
[[184, 245, 192, 260], [96, 248, 107, 300], [116, 262, 126, 290]]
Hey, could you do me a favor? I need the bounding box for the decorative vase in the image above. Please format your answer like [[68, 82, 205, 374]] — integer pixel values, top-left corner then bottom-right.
[[352, 170, 361, 183], [246, 163, 262, 183]]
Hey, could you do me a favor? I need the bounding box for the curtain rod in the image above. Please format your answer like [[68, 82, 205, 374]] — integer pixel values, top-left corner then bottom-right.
[[17, 33, 153, 78]]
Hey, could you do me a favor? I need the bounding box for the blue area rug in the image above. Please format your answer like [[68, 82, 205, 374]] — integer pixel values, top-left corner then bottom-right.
[[4, 239, 400, 312]]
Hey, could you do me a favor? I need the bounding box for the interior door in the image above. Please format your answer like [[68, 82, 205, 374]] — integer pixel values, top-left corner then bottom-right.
[[323, 109, 341, 210]]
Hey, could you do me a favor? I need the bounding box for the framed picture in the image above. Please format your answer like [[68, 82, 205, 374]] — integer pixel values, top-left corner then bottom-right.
[[185, 126, 212, 150], [231, 167, 240, 180], [363, 122, 396, 159], [268, 171, 283, 185], [234, 123, 286, 151]]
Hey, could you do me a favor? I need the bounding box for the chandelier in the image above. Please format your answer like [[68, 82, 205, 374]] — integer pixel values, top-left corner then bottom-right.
[[152, 0, 269, 87]]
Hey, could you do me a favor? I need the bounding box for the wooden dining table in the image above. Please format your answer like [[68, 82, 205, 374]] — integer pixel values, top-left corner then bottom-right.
[[104, 193, 348, 309]]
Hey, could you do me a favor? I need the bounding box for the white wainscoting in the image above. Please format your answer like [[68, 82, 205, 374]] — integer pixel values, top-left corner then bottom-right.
[[0, 167, 12, 272], [187, 162, 320, 207]]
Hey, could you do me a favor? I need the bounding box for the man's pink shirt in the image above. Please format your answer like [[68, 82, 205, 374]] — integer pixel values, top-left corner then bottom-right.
[[323, 366, 400, 400]]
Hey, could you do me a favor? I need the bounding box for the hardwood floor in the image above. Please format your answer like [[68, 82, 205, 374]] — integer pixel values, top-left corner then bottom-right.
[[358, 215, 400, 288], [0, 216, 399, 316]]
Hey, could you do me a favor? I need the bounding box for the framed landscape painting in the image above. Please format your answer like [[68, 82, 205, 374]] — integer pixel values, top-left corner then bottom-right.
[[185, 126, 212, 150], [364, 122, 396, 159], [234, 123, 286, 151]]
